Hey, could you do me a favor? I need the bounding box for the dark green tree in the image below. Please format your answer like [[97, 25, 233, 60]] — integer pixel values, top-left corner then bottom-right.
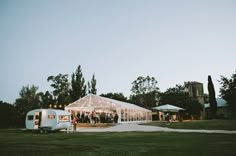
[[207, 75, 217, 119], [219, 70, 236, 118], [87, 81, 91, 94], [100, 92, 128, 102], [14, 85, 41, 127], [159, 85, 187, 106], [87, 74, 97, 95], [90, 74, 97, 94], [39, 91, 55, 108], [70, 65, 86, 101], [0, 101, 16, 128], [130, 76, 160, 108], [47, 74, 71, 104]]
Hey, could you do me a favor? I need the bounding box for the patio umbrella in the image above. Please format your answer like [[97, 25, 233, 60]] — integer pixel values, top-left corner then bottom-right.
[[153, 104, 185, 112]]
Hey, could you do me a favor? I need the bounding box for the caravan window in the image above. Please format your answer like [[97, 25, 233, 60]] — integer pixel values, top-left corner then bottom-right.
[[48, 115, 55, 119], [35, 115, 39, 120], [59, 115, 70, 121], [27, 115, 34, 120]]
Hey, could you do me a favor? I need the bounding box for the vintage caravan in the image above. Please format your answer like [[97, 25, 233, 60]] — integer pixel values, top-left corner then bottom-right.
[[25, 109, 71, 133]]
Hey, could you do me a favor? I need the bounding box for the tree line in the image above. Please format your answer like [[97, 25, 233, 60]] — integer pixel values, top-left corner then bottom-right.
[[12, 65, 97, 126], [1, 66, 236, 128]]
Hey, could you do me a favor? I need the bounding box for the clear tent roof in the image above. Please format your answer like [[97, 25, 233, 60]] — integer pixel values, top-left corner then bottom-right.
[[65, 94, 151, 112]]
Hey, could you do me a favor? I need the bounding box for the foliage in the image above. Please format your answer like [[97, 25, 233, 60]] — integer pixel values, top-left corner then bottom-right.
[[87, 81, 91, 93], [87, 74, 97, 94], [130, 76, 160, 108], [219, 70, 236, 118], [183, 99, 203, 118], [70, 65, 86, 101], [47, 73, 71, 104], [100, 92, 128, 102], [160, 84, 203, 117], [14, 85, 41, 127], [90, 74, 97, 94], [0, 101, 16, 128], [204, 93, 209, 103], [131, 76, 159, 95], [159, 84, 187, 105], [38, 91, 54, 108], [207, 75, 217, 119]]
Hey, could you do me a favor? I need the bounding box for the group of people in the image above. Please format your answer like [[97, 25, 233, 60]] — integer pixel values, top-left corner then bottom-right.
[[158, 112, 174, 122], [70, 110, 119, 132], [72, 110, 119, 125]]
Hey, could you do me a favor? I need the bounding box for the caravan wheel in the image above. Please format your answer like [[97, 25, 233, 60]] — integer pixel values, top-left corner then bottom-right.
[[40, 128, 47, 134]]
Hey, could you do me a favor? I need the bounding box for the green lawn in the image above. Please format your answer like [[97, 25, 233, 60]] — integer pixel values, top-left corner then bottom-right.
[[0, 129, 236, 156], [143, 120, 236, 130]]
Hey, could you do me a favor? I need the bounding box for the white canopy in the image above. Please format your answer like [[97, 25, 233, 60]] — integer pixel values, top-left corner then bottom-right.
[[153, 104, 185, 112], [65, 94, 150, 112], [65, 94, 152, 123]]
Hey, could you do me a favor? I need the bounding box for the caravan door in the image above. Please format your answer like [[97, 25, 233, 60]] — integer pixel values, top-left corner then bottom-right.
[[34, 111, 42, 129]]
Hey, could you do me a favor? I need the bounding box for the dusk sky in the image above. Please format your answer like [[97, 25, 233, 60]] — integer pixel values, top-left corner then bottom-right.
[[1, 0, 236, 103]]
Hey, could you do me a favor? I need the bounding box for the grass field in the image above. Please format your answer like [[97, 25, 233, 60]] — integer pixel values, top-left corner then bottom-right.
[[0, 129, 236, 156], [144, 120, 236, 130]]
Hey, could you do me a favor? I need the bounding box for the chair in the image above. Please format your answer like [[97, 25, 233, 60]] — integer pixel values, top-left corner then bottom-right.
[[66, 124, 74, 134]]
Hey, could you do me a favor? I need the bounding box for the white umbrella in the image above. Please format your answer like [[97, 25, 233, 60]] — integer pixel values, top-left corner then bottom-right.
[[153, 104, 185, 112]]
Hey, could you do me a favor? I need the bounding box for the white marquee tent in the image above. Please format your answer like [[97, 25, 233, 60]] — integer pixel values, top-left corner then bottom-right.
[[65, 94, 152, 123], [153, 104, 185, 112]]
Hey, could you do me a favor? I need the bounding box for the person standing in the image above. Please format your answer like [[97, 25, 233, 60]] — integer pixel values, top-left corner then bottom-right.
[[114, 112, 119, 123], [81, 112, 85, 123], [72, 116, 77, 133]]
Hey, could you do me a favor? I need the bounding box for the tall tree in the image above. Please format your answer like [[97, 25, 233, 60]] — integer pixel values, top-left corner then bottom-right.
[[87, 82, 91, 94], [14, 85, 41, 126], [219, 70, 236, 118], [130, 76, 160, 108], [207, 75, 217, 119], [70, 65, 86, 101], [47, 74, 71, 104], [90, 74, 97, 94]]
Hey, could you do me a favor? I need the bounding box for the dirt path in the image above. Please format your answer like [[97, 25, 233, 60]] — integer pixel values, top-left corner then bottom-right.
[[76, 123, 236, 134]]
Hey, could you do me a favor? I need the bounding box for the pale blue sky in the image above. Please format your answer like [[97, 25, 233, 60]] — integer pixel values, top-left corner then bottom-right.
[[1, 0, 236, 103]]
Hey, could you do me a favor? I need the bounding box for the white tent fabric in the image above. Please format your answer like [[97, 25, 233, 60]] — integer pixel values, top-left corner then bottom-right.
[[153, 104, 185, 112], [65, 94, 152, 123]]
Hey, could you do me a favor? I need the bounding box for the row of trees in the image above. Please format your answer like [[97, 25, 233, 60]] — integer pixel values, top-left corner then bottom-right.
[[99, 71, 236, 119], [97, 71, 236, 119], [47, 65, 97, 104], [1, 68, 236, 128], [14, 65, 97, 126], [102, 76, 203, 119]]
